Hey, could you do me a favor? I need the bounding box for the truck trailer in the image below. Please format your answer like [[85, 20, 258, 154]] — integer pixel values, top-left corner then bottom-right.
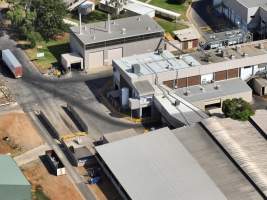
[[2, 49, 22, 78]]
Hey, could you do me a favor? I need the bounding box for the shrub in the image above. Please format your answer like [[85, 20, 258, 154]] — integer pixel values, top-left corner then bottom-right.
[[222, 98, 254, 121]]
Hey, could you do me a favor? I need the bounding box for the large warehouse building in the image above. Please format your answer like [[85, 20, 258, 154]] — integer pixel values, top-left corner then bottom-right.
[[95, 126, 263, 200], [68, 15, 164, 72], [0, 155, 31, 200], [213, 0, 267, 38]]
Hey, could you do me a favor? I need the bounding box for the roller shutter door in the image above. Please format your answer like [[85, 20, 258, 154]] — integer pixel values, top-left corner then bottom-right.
[[227, 68, 239, 79], [89, 51, 104, 68], [215, 70, 227, 81], [163, 80, 174, 89], [108, 48, 123, 65], [188, 75, 201, 86], [192, 39, 198, 48], [177, 78, 187, 88]]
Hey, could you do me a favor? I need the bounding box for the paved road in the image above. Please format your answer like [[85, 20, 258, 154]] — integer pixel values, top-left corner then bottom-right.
[[14, 144, 50, 166], [0, 32, 140, 199], [29, 112, 95, 200]]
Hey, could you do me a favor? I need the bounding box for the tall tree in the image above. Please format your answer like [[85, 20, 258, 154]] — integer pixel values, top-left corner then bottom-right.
[[32, 0, 67, 39]]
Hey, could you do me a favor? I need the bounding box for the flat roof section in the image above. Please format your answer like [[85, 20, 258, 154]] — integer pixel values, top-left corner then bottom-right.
[[70, 15, 164, 45], [175, 78, 252, 103], [202, 117, 267, 198], [173, 28, 199, 42], [114, 50, 200, 78], [0, 155, 30, 186], [133, 80, 154, 96], [103, 128, 138, 143], [173, 124, 263, 200], [96, 128, 227, 200]]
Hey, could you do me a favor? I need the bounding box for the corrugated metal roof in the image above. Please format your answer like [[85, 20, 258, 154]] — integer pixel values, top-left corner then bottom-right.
[[0, 155, 30, 186], [96, 128, 227, 200], [202, 117, 267, 198], [173, 124, 263, 200]]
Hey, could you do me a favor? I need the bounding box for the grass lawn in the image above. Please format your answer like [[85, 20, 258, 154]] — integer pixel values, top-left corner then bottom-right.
[[155, 17, 188, 33], [23, 34, 69, 74], [67, 10, 108, 24], [149, 0, 189, 19]]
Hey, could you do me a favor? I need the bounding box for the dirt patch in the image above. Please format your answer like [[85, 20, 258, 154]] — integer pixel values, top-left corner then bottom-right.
[[22, 160, 83, 200], [0, 110, 43, 155]]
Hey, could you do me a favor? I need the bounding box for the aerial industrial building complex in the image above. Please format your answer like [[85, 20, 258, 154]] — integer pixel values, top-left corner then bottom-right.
[[68, 15, 164, 72], [2, 0, 267, 200], [213, 0, 267, 38], [112, 39, 267, 123]]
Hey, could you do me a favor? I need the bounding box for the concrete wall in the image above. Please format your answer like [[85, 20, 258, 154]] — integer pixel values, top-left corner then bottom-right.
[[192, 90, 253, 110], [115, 52, 267, 90], [83, 37, 163, 71], [70, 33, 85, 59]]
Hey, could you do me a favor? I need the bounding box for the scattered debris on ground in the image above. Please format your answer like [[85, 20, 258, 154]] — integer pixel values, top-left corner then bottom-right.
[[22, 160, 83, 200], [0, 110, 43, 155]]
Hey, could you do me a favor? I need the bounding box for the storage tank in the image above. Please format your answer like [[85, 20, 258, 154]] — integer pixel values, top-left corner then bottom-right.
[[120, 87, 129, 108]]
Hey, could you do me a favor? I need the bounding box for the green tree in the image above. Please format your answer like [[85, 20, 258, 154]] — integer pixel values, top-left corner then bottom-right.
[[222, 98, 254, 121], [6, 0, 67, 43], [32, 0, 67, 39]]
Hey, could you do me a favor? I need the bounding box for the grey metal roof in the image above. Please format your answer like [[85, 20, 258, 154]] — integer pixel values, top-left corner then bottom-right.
[[73, 147, 93, 160], [70, 15, 164, 45], [96, 128, 227, 200], [114, 50, 199, 78], [173, 124, 263, 200], [133, 80, 154, 96], [202, 117, 267, 198], [250, 109, 267, 138], [175, 78, 252, 103], [0, 155, 30, 186], [235, 0, 267, 8], [103, 128, 138, 143], [254, 78, 267, 87]]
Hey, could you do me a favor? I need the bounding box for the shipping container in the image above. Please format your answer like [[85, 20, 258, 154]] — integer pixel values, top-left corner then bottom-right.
[[2, 49, 22, 78]]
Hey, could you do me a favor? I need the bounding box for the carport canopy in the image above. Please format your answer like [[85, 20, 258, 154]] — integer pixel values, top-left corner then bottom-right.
[[61, 53, 83, 70]]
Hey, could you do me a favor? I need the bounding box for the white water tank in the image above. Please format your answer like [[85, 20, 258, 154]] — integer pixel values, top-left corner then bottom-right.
[[120, 87, 129, 108]]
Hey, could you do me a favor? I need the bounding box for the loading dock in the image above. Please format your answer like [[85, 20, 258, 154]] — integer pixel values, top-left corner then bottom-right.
[[107, 48, 123, 65], [61, 53, 84, 71], [89, 51, 104, 69]]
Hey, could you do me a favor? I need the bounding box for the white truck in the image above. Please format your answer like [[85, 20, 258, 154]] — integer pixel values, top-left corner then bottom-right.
[[2, 49, 23, 78]]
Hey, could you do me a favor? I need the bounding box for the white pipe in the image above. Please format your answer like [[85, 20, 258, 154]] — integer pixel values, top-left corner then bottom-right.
[[79, 12, 82, 35]]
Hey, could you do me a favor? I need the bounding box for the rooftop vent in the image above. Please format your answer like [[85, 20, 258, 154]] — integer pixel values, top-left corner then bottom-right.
[[258, 43, 264, 49], [146, 26, 151, 31], [184, 90, 190, 96], [158, 48, 163, 55], [229, 54, 235, 59], [214, 85, 220, 90], [210, 35, 216, 39], [199, 86, 205, 92], [137, 17, 141, 21], [132, 64, 140, 74], [242, 52, 248, 57], [189, 62, 193, 66], [174, 100, 180, 106], [121, 28, 126, 35]]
